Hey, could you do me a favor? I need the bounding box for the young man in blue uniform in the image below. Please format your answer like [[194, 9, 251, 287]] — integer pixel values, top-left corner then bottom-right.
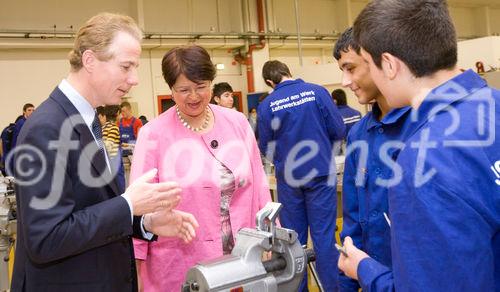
[[12, 103, 35, 149], [333, 27, 412, 292], [258, 60, 345, 291], [338, 1, 500, 291]]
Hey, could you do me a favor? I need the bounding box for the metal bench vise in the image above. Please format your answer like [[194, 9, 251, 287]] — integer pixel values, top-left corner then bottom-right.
[[182, 202, 315, 292]]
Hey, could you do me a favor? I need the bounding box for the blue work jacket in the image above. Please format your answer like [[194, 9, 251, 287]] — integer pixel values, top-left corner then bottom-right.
[[340, 103, 412, 291], [357, 70, 500, 291], [257, 79, 345, 181]]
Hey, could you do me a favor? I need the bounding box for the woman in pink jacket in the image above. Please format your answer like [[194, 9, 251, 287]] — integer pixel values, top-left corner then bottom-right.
[[131, 45, 272, 291]]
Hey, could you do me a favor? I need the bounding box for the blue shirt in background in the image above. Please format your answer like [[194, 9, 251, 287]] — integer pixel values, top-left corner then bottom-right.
[[11, 116, 26, 149], [338, 105, 362, 136]]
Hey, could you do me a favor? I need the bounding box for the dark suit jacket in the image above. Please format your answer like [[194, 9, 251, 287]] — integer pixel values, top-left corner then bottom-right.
[[11, 87, 148, 292]]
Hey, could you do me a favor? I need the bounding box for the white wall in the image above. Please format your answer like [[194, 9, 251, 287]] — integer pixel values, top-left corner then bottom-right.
[[0, 50, 69, 126], [457, 36, 500, 71], [252, 44, 271, 95]]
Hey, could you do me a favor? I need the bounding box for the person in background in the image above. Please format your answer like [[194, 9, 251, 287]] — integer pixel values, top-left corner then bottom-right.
[[1, 113, 26, 174], [212, 82, 234, 109], [331, 89, 361, 136], [258, 60, 345, 292], [248, 107, 257, 134], [119, 101, 142, 156], [138, 115, 149, 126], [131, 45, 272, 291], [333, 26, 412, 292], [339, 0, 499, 291], [11, 103, 35, 148], [11, 13, 198, 292], [97, 105, 126, 192]]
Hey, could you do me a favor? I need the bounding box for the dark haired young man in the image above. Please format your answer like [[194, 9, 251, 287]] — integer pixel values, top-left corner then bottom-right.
[[258, 59, 345, 291], [11, 103, 35, 148], [333, 26, 412, 292], [212, 82, 235, 109], [338, 1, 500, 291], [2, 103, 35, 174]]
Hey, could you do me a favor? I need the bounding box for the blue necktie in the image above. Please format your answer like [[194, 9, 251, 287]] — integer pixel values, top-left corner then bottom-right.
[[91, 114, 106, 157]]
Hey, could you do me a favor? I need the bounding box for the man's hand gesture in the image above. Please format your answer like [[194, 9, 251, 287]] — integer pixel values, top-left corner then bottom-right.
[[144, 209, 199, 243], [125, 169, 181, 215]]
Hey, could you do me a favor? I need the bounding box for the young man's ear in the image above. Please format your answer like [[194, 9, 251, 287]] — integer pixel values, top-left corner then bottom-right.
[[265, 80, 275, 88], [380, 52, 400, 80], [81, 49, 96, 72]]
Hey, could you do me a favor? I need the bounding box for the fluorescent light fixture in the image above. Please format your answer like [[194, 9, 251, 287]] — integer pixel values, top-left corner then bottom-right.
[[215, 63, 225, 70]]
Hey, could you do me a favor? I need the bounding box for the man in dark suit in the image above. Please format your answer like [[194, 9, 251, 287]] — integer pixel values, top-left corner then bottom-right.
[[10, 13, 198, 292]]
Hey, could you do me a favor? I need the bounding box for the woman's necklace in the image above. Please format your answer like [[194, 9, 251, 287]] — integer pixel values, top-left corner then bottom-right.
[[175, 106, 210, 132]]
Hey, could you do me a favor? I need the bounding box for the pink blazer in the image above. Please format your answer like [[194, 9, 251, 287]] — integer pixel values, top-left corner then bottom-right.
[[130, 105, 271, 291]]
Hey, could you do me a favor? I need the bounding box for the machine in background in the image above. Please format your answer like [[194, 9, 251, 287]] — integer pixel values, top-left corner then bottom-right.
[[182, 202, 320, 292], [0, 175, 16, 292]]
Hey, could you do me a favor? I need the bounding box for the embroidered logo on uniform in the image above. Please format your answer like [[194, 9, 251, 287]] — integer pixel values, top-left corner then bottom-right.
[[491, 160, 500, 186]]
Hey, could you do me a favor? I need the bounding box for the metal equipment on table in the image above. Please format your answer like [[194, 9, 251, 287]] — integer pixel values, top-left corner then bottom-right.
[[0, 175, 16, 292], [182, 202, 319, 292]]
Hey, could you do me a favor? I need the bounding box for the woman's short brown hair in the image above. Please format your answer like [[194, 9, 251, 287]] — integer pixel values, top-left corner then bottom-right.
[[68, 12, 142, 71], [162, 45, 216, 87]]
